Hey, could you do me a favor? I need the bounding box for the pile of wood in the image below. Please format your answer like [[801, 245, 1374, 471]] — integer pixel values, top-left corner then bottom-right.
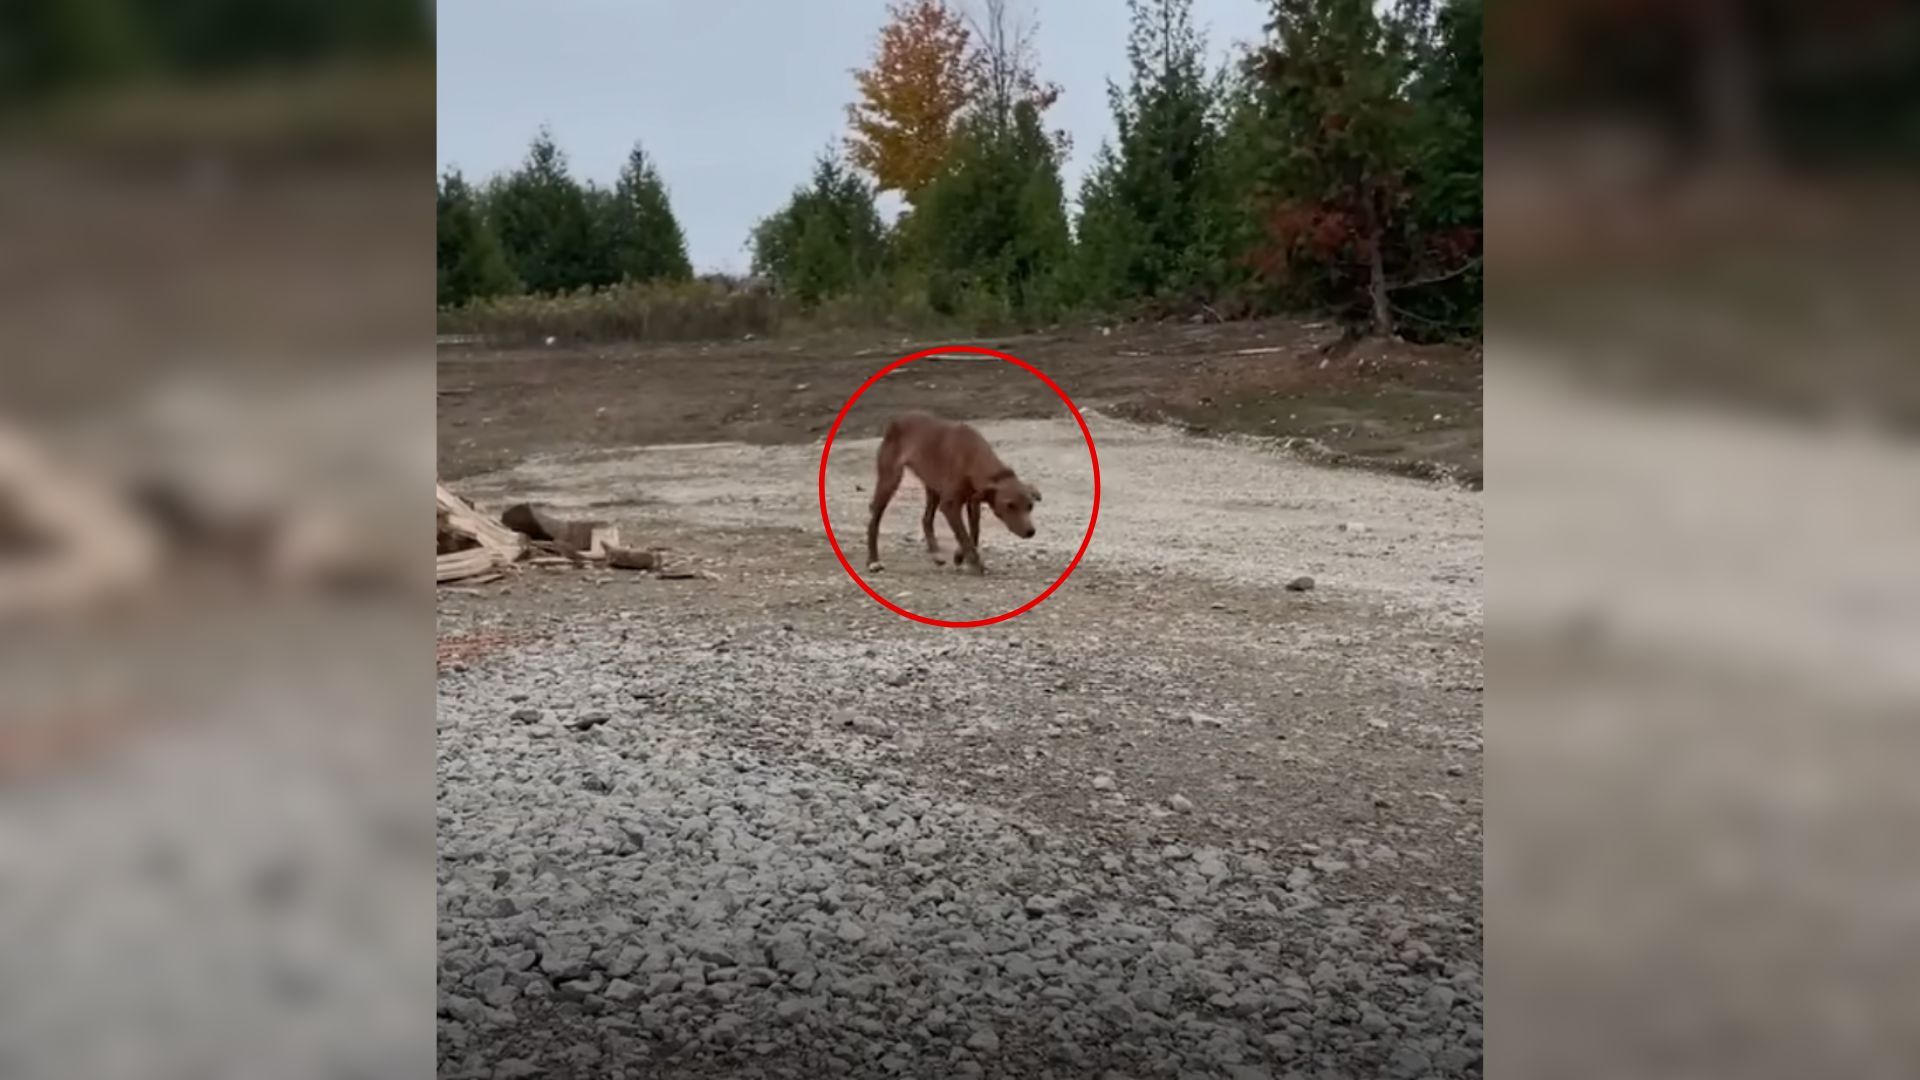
[[437, 483, 696, 585], [0, 423, 164, 623]]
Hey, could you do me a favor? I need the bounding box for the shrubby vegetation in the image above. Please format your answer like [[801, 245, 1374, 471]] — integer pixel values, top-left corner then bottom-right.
[[437, 0, 1485, 343]]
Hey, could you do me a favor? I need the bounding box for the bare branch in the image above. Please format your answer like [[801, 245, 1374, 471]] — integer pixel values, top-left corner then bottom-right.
[[1386, 256, 1482, 293]]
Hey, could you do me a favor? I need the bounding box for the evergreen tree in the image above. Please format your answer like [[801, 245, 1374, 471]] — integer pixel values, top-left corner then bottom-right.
[[749, 151, 886, 303], [488, 128, 609, 295], [913, 99, 1070, 318], [436, 169, 517, 307], [602, 143, 693, 284], [1073, 0, 1224, 307], [1251, 0, 1429, 335], [1399, 0, 1483, 334]]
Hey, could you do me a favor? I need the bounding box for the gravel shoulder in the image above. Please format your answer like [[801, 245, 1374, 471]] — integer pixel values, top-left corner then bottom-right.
[[438, 381, 1483, 1078]]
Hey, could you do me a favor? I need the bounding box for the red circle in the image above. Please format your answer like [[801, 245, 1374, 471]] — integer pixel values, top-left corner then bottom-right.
[[817, 345, 1102, 628]]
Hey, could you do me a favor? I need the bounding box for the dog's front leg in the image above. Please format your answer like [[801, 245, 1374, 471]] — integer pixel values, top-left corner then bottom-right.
[[962, 500, 986, 574], [938, 499, 981, 573]]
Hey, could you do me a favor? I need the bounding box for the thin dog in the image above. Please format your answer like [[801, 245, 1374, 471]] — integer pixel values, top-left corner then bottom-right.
[[865, 410, 1041, 575]]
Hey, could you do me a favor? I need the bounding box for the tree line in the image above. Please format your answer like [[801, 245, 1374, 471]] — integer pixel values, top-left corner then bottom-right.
[[437, 0, 1483, 341], [437, 136, 693, 308]]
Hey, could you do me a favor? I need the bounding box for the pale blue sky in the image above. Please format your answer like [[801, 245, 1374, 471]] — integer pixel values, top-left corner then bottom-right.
[[436, 0, 1272, 273]]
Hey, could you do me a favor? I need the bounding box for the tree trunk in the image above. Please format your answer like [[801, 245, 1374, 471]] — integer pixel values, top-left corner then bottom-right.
[[1366, 223, 1394, 338]]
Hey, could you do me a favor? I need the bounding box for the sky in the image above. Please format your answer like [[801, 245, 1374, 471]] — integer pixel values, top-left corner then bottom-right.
[[436, 0, 1273, 274]]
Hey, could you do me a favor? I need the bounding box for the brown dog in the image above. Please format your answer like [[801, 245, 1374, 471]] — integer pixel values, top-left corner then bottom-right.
[[865, 410, 1041, 575]]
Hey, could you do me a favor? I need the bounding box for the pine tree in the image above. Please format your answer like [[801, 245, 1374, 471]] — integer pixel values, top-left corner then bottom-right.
[[603, 143, 693, 283], [750, 152, 886, 303], [914, 99, 1070, 319], [488, 128, 608, 295], [1073, 0, 1224, 307], [1252, 0, 1428, 335], [437, 169, 518, 307]]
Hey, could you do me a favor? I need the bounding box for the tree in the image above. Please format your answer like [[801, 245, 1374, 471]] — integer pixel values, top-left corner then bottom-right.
[[749, 151, 887, 303], [913, 99, 1070, 318], [488, 128, 609, 295], [1251, 0, 1431, 335], [1073, 0, 1226, 307], [601, 143, 693, 284], [845, 0, 980, 205], [963, 0, 1071, 159], [436, 169, 517, 307], [1399, 0, 1482, 334]]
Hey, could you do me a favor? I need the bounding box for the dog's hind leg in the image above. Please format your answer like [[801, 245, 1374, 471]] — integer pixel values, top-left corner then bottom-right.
[[921, 489, 945, 564], [865, 440, 904, 572]]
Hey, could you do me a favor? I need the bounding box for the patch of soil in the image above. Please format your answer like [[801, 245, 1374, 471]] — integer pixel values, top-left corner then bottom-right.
[[437, 318, 1482, 485]]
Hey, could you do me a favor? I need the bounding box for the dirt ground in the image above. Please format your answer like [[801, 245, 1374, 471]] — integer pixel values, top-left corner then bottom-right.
[[436, 320, 1484, 1077], [437, 318, 1483, 488], [437, 318, 1483, 886]]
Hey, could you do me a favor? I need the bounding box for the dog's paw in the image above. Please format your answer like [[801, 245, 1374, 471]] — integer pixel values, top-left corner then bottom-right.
[[865, 560, 884, 573]]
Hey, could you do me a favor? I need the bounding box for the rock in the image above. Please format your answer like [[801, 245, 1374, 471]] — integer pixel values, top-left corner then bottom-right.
[[776, 998, 814, 1024], [570, 712, 612, 731], [1090, 774, 1116, 792], [1024, 895, 1058, 917], [603, 978, 642, 1003], [1263, 1032, 1298, 1059], [965, 1027, 1001, 1053], [1131, 988, 1173, 1015], [1168, 794, 1195, 814], [607, 945, 645, 978], [1388, 1048, 1433, 1077], [509, 709, 541, 724], [493, 1061, 539, 1080], [1285, 576, 1316, 592], [1169, 915, 1217, 948], [1339, 522, 1368, 534]]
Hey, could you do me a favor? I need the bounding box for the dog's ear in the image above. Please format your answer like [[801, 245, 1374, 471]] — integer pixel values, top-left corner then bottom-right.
[[1027, 484, 1042, 504]]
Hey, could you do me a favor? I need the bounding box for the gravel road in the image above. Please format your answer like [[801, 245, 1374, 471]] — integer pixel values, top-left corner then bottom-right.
[[437, 414, 1483, 1079]]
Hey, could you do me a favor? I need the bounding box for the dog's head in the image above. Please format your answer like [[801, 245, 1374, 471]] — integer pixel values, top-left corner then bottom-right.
[[981, 477, 1042, 539]]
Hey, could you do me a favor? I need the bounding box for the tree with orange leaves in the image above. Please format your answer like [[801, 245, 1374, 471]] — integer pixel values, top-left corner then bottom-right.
[[845, 0, 981, 206]]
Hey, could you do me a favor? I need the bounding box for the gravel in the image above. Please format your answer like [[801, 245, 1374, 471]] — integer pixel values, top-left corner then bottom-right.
[[439, 418, 1482, 1078], [437, 622, 1483, 1079]]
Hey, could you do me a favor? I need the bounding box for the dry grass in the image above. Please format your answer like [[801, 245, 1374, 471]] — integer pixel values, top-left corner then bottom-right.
[[437, 278, 1055, 348], [439, 281, 787, 346]]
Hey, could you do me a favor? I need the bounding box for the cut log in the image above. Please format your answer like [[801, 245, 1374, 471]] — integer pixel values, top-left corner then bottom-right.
[[438, 486, 521, 548], [438, 484, 524, 557], [436, 483, 523, 583], [604, 545, 660, 572], [436, 546, 500, 583], [500, 502, 612, 555]]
